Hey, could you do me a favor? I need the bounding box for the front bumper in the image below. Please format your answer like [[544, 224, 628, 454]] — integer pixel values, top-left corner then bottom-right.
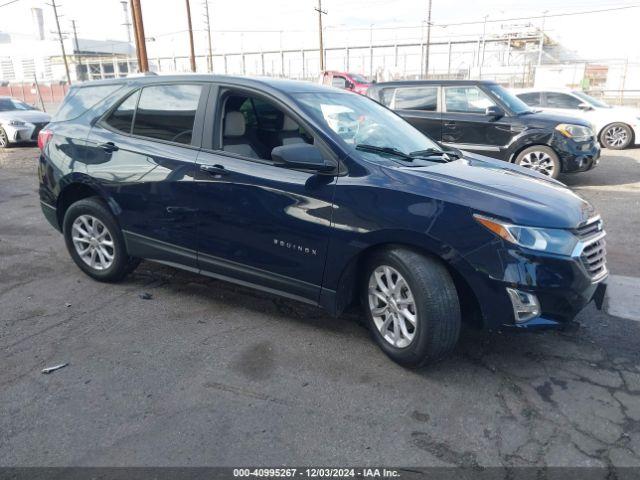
[[550, 132, 601, 173], [2, 122, 47, 144]]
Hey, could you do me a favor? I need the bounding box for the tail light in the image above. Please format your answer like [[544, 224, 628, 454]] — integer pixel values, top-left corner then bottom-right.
[[38, 129, 53, 151]]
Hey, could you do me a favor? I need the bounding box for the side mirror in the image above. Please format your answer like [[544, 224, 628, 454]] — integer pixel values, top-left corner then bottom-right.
[[485, 105, 505, 118], [271, 143, 335, 173], [578, 102, 593, 111]]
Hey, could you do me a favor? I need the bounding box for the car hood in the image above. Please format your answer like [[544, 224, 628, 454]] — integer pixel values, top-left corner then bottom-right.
[[524, 110, 592, 128], [0, 110, 51, 124], [387, 154, 595, 229]]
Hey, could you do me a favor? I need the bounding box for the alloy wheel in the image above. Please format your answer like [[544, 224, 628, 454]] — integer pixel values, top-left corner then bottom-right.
[[604, 126, 628, 148], [71, 215, 115, 271], [0, 128, 7, 148], [518, 151, 556, 177], [368, 265, 417, 348]]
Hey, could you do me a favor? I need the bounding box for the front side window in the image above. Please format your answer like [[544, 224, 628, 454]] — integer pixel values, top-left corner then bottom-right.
[[393, 87, 437, 111], [294, 91, 441, 166], [545, 92, 582, 109], [132, 84, 203, 145], [220, 92, 312, 160], [444, 86, 495, 114], [331, 76, 347, 89], [104, 90, 139, 133]]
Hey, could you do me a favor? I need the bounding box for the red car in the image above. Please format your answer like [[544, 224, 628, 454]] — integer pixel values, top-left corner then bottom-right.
[[320, 71, 372, 95]]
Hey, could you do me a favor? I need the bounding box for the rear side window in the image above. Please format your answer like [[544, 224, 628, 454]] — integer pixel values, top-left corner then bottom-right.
[[104, 90, 139, 133], [132, 84, 203, 145], [53, 84, 122, 122], [393, 87, 437, 111], [518, 92, 542, 107]]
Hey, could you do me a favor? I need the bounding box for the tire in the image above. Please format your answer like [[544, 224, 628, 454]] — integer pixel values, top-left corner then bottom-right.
[[0, 127, 8, 149], [361, 247, 461, 368], [63, 197, 140, 282], [515, 145, 561, 179], [600, 123, 632, 150]]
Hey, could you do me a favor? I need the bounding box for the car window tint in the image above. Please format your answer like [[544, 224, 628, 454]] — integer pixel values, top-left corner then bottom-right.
[[132, 84, 202, 145], [53, 84, 123, 122], [104, 91, 139, 133], [444, 86, 495, 113], [518, 92, 542, 107], [545, 92, 582, 109], [394, 87, 437, 111], [331, 76, 347, 89]]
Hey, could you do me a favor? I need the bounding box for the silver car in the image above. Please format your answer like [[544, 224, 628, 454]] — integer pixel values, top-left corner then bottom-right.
[[0, 97, 51, 148]]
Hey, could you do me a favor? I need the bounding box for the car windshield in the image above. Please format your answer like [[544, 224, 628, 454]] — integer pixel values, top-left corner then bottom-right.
[[293, 91, 442, 166], [486, 84, 532, 114], [348, 73, 370, 84], [0, 98, 35, 112], [572, 91, 610, 108]]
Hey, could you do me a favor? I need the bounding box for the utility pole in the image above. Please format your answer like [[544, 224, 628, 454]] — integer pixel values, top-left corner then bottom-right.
[[315, 0, 327, 71], [71, 20, 83, 81], [479, 14, 488, 77], [50, 0, 71, 84], [120, 1, 132, 43], [130, 0, 148, 72], [424, 0, 432, 78], [537, 10, 548, 66], [185, 0, 196, 72], [202, 0, 213, 72]]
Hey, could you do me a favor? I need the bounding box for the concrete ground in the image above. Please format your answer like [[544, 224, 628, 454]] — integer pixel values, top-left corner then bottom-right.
[[1, 146, 639, 468]]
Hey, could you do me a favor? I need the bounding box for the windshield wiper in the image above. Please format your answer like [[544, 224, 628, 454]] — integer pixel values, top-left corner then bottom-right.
[[409, 148, 458, 161], [355, 144, 414, 161]]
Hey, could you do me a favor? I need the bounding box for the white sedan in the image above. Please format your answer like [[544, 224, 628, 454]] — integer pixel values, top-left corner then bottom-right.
[[513, 88, 640, 150], [0, 97, 51, 148]]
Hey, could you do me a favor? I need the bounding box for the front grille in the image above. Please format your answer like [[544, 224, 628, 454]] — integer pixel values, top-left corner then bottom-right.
[[575, 217, 603, 239], [581, 237, 607, 280]]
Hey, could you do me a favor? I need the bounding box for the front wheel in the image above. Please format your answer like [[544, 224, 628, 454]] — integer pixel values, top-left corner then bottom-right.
[[515, 146, 560, 179], [361, 247, 461, 368], [0, 127, 9, 148], [63, 197, 140, 282], [600, 123, 632, 150]]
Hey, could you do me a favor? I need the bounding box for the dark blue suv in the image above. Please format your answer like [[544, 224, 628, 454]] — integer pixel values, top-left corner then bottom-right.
[[38, 75, 608, 367]]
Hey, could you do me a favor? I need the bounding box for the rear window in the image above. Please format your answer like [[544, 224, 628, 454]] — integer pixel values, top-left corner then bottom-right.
[[53, 84, 123, 122]]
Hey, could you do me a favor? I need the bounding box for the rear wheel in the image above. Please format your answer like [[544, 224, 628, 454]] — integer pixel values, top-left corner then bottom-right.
[[600, 123, 632, 150], [515, 146, 560, 179], [63, 197, 139, 282], [0, 127, 8, 148], [361, 247, 461, 368]]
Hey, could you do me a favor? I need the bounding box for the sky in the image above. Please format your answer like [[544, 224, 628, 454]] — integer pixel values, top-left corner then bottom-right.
[[1, 0, 639, 61]]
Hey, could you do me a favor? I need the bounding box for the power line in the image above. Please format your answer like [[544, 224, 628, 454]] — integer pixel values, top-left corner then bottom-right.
[[0, 0, 21, 8]]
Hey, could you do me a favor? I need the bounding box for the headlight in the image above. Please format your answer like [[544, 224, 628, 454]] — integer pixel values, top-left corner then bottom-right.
[[474, 214, 579, 256], [7, 120, 25, 126], [555, 123, 593, 142]]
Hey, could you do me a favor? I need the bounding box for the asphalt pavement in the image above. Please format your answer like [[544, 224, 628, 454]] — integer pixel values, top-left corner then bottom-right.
[[1, 146, 639, 468]]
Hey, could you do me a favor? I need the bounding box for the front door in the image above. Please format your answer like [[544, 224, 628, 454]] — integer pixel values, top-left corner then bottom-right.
[[440, 85, 515, 159], [194, 88, 336, 303]]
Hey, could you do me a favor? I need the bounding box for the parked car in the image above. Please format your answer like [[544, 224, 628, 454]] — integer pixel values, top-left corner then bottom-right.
[[513, 88, 640, 150], [38, 76, 607, 367], [366, 80, 600, 179], [0, 97, 51, 148], [320, 71, 372, 95]]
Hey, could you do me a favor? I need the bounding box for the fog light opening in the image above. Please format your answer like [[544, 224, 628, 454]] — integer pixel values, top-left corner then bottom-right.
[[506, 288, 541, 323]]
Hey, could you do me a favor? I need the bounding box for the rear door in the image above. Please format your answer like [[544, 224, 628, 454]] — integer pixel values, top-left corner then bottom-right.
[[440, 85, 514, 159], [87, 83, 209, 267], [193, 85, 337, 303], [390, 85, 441, 141]]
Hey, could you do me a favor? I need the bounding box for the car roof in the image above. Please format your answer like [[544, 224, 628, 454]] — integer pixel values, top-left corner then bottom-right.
[[71, 74, 335, 95], [513, 87, 577, 94], [369, 79, 499, 89]]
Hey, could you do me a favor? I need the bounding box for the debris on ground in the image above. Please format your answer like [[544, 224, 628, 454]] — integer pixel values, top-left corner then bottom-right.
[[139, 292, 153, 300], [41, 363, 68, 374], [64, 303, 72, 307]]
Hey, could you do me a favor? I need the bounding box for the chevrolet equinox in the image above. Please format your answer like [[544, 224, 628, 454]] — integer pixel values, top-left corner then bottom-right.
[[38, 76, 608, 367]]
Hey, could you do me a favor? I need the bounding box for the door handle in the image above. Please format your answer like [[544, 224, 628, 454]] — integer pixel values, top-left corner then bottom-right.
[[443, 121, 457, 127], [99, 142, 119, 153], [200, 164, 227, 175]]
